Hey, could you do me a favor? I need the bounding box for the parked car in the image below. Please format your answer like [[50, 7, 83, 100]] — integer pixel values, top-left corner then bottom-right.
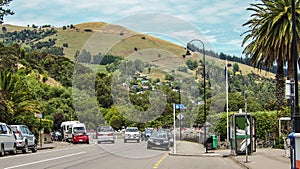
[[52, 131, 62, 141], [147, 131, 171, 151], [0, 122, 17, 156], [9, 125, 37, 153], [97, 126, 115, 144], [71, 123, 89, 144], [124, 127, 140, 143]]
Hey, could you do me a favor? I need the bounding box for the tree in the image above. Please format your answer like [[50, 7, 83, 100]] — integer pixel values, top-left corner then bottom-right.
[[242, 0, 300, 111], [0, 0, 14, 24], [186, 60, 198, 70], [233, 63, 239, 73]]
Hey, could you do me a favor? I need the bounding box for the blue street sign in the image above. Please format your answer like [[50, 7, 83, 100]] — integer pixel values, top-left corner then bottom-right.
[[175, 104, 185, 109]]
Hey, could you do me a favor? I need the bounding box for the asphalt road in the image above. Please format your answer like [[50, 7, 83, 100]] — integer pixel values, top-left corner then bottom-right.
[[0, 139, 243, 169]]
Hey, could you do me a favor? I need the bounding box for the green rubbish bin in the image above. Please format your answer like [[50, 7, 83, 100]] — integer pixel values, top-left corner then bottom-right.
[[212, 134, 217, 149]]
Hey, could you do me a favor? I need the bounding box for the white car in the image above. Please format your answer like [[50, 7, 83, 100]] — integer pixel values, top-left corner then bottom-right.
[[10, 125, 38, 153], [97, 126, 115, 144], [124, 127, 140, 143], [0, 122, 17, 156]]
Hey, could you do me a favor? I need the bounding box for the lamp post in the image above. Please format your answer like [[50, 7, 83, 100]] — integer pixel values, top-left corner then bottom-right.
[[185, 39, 206, 152], [291, 0, 299, 131], [290, 1, 299, 168], [244, 90, 249, 163]]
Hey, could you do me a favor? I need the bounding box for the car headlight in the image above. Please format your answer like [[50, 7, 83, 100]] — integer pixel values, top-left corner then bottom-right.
[[163, 140, 169, 143], [148, 138, 153, 142]]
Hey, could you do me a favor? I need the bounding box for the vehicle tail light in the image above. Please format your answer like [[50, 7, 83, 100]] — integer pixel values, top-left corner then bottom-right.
[[98, 134, 103, 136], [108, 133, 113, 136], [16, 130, 22, 138]]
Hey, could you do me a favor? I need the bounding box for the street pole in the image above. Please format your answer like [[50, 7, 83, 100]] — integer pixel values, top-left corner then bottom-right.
[[173, 103, 176, 154], [244, 91, 248, 163], [291, 0, 299, 168], [226, 59, 229, 148], [39, 115, 42, 148], [179, 86, 182, 140], [186, 39, 206, 153]]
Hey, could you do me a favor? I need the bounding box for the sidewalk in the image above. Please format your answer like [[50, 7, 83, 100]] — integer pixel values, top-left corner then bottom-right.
[[169, 141, 290, 169], [37, 141, 72, 150]]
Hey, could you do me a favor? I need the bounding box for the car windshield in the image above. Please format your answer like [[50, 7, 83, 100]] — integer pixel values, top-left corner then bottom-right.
[[126, 128, 138, 132], [99, 127, 113, 132], [151, 132, 168, 139]]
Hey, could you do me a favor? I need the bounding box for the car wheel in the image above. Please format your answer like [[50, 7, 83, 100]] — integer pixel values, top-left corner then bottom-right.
[[147, 145, 151, 149], [10, 144, 17, 155], [31, 143, 37, 153], [137, 139, 140, 143], [124, 139, 127, 143], [22, 142, 28, 154], [112, 140, 115, 144], [0, 144, 4, 157], [87, 140, 90, 144]]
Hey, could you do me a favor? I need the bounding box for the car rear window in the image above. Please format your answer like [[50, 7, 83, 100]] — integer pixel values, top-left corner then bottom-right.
[[99, 127, 113, 132], [73, 127, 85, 133], [126, 128, 138, 132], [10, 126, 17, 132]]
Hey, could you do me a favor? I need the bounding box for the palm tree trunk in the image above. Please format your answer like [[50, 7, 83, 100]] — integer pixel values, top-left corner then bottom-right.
[[276, 61, 285, 112]]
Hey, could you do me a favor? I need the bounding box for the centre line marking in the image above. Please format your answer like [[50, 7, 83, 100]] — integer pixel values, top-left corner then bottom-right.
[[153, 153, 168, 169], [4, 151, 87, 169]]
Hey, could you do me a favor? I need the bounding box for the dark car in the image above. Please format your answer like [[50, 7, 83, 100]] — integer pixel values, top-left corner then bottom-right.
[[147, 131, 171, 151], [158, 128, 174, 147]]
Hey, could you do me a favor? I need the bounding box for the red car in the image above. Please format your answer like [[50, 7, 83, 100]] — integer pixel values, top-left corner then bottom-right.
[[72, 132, 89, 144]]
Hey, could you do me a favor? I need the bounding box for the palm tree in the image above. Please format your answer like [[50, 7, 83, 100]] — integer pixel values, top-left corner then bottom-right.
[[242, 0, 300, 111], [0, 70, 16, 123]]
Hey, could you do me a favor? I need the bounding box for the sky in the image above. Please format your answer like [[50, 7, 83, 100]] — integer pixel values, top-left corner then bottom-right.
[[4, 0, 256, 57]]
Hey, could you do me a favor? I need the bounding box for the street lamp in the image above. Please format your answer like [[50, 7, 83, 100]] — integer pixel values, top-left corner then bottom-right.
[[184, 39, 207, 152], [289, 1, 299, 169]]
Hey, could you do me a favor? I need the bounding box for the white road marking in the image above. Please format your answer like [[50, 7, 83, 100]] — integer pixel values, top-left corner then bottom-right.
[[0, 144, 92, 159], [4, 151, 87, 169]]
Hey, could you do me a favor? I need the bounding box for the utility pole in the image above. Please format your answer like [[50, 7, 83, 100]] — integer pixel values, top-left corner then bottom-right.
[[244, 91, 248, 163]]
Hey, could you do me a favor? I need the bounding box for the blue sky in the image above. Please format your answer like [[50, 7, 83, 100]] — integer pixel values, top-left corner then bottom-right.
[[4, 0, 255, 57]]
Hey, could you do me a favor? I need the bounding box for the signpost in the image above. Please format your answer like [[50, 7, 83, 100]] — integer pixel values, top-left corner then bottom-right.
[[176, 104, 185, 140], [177, 113, 184, 120], [173, 104, 176, 154], [173, 103, 185, 153], [175, 104, 185, 109], [39, 114, 43, 148]]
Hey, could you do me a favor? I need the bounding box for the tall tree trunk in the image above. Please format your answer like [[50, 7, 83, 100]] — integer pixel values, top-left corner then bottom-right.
[[276, 61, 285, 112]]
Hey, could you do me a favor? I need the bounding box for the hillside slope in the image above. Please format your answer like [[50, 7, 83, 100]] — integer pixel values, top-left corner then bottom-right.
[[1, 22, 275, 79]]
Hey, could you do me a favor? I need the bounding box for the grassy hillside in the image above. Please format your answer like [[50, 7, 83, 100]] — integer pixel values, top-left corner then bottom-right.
[[1, 22, 275, 79]]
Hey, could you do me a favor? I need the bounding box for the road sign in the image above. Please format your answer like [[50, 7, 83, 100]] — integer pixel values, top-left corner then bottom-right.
[[175, 104, 185, 109], [177, 113, 184, 120]]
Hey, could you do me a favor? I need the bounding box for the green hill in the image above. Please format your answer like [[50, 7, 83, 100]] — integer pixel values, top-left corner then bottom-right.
[[0, 22, 275, 79]]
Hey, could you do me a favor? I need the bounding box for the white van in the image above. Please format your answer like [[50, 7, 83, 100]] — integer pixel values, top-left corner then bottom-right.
[[61, 121, 80, 142]]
